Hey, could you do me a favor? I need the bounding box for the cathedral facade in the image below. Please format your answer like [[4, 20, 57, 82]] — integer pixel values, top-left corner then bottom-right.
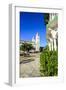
[[32, 32, 40, 52], [20, 32, 40, 52]]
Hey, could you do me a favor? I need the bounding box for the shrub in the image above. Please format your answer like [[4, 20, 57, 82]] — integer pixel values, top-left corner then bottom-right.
[[40, 46, 58, 76]]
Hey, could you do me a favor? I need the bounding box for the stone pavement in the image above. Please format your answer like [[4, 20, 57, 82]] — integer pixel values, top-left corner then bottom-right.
[[20, 53, 40, 78]]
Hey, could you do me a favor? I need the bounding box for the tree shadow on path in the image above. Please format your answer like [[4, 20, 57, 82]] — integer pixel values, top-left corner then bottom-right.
[[20, 59, 34, 64]]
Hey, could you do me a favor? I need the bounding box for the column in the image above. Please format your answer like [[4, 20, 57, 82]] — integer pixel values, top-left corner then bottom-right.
[[54, 38, 57, 51], [48, 42, 51, 51]]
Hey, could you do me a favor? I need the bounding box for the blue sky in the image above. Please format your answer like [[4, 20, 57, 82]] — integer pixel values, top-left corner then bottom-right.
[[20, 12, 47, 47]]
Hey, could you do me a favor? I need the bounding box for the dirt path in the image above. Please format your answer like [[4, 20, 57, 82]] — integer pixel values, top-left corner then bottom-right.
[[20, 53, 40, 77]]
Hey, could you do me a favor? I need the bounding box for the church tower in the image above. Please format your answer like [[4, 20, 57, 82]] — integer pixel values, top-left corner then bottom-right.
[[32, 36, 35, 48], [35, 32, 40, 51]]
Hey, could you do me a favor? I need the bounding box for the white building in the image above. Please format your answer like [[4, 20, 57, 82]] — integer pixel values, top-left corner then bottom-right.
[[32, 32, 40, 52], [32, 36, 35, 48], [35, 33, 40, 51], [20, 32, 40, 52], [47, 13, 58, 51]]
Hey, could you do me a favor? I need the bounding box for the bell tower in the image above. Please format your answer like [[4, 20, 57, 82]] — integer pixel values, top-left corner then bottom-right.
[[35, 32, 40, 51]]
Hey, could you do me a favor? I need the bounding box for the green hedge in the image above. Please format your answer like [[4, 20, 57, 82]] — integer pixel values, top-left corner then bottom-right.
[[40, 47, 58, 76]]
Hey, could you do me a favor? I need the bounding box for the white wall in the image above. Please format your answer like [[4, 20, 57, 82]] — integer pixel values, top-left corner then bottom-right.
[[0, 0, 66, 89]]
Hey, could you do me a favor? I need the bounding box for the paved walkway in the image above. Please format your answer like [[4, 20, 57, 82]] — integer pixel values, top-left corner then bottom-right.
[[20, 53, 40, 78]]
